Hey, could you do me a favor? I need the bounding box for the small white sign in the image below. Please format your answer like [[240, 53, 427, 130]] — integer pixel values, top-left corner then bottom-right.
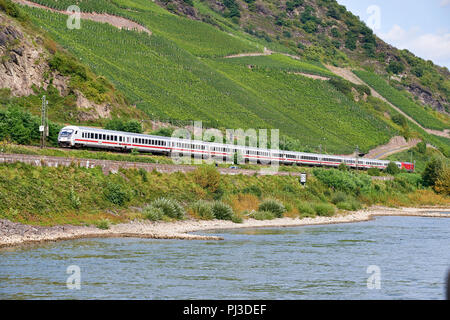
[[300, 173, 307, 183], [39, 125, 44, 132]]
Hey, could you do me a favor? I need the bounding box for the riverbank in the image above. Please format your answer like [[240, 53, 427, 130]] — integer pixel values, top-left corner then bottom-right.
[[1, 206, 449, 248]]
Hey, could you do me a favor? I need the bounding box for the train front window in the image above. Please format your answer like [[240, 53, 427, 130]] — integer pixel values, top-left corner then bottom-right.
[[59, 129, 73, 137]]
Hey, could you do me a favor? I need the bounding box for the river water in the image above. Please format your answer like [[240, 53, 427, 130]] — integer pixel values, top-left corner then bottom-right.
[[0, 216, 449, 299]]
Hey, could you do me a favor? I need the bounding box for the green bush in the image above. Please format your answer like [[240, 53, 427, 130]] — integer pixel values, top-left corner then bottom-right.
[[192, 166, 221, 193], [422, 157, 444, 187], [258, 199, 286, 218], [105, 118, 143, 133], [69, 187, 81, 209], [95, 219, 110, 230], [250, 210, 276, 220], [104, 182, 130, 206], [211, 201, 234, 220], [336, 199, 361, 211], [190, 200, 214, 220], [0, 107, 61, 146], [151, 198, 185, 219], [331, 191, 347, 204], [367, 167, 381, 176], [313, 203, 336, 216], [297, 202, 315, 215], [386, 162, 401, 175], [313, 168, 372, 194], [143, 205, 164, 221], [231, 215, 243, 223]]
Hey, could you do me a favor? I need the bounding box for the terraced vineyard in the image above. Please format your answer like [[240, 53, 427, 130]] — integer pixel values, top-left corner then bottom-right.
[[24, 0, 263, 57], [217, 54, 335, 78], [21, 4, 399, 154], [354, 70, 449, 131]]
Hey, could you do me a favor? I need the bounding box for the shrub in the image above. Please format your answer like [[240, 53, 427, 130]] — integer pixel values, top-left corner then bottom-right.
[[297, 202, 315, 215], [192, 166, 221, 193], [415, 141, 426, 154], [211, 201, 234, 220], [250, 210, 276, 220], [242, 185, 262, 197], [313, 203, 335, 216], [104, 182, 130, 206], [386, 162, 401, 175], [331, 192, 347, 204], [151, 198, 185, 219], [143, 205, 164, 221], [105, 118, 143, 133], [313, 168, 372, 194], [336, 199, 361, 211], [392, 114, 407, 127], [190, 200, 214, 220], [96, 219, 110, 230], [422, 157, 444, 187], [386, 61, 405, 74], [69, 187, 81, 209], [367, 167, 381, 176], [258, 199, 286, 218], [231, 215, 243, 223]]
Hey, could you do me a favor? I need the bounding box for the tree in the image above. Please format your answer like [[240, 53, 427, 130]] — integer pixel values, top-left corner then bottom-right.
[[392, 114, 407, 127], [422, 157, 444, 187], [416, 141, 427, 154], [434, 165, 450, 195], [386, 162, 400, 175], [386, 61, 405, 74], [104, 118, 142, 133]]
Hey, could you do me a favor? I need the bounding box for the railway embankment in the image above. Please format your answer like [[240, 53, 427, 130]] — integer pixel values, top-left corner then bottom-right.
[[0, 153, 307, 177]]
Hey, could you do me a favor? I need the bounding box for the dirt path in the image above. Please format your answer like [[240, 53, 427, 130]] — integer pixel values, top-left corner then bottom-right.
[[363, 136, 420, 159], [325, 65, 449, 139], [13, 0, 152, 35]]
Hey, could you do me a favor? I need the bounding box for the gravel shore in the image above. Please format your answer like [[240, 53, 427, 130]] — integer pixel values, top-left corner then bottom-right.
[[1, 206, 449, 248]]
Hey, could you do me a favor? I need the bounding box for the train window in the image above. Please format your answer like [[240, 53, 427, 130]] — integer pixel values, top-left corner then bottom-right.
[[75, 131, 78, 134], [95, 134, 98, 139]]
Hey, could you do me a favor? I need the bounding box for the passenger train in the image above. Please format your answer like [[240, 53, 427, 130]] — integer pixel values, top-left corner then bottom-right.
[[58, 125, 415, 172]]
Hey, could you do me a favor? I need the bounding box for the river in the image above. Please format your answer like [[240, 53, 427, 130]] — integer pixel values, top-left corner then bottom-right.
[[0, 216, 449, 299]]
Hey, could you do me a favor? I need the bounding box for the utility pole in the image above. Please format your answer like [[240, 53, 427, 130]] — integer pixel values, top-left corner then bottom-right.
[[40, 95, 48, 149], [355, 145, 359, 171]]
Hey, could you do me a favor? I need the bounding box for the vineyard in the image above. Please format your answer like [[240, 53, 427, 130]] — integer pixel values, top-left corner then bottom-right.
[[353, 70, 449, 131], [23, 0, 262, 57], [217, 54, 335, 78], [19, 5, 400, 154]]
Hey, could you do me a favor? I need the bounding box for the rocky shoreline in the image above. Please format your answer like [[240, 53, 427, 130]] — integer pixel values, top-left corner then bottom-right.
[[1, 206, 449, 248]]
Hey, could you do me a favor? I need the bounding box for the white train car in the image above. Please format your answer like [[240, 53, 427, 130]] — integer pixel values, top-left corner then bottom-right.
[[58, 126, 414, 172]]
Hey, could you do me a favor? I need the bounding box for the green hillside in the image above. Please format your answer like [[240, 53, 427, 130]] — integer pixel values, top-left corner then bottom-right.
[[354, 70, 449, 131], [1, 0, 448, 157], [12, 2, 398, 154]]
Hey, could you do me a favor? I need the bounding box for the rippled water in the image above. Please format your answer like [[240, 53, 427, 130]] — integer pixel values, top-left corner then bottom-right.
[[0, 216, 449, 299]]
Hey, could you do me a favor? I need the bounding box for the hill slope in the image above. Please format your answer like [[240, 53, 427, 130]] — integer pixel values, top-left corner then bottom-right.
[[1, 0, 449, 156]]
